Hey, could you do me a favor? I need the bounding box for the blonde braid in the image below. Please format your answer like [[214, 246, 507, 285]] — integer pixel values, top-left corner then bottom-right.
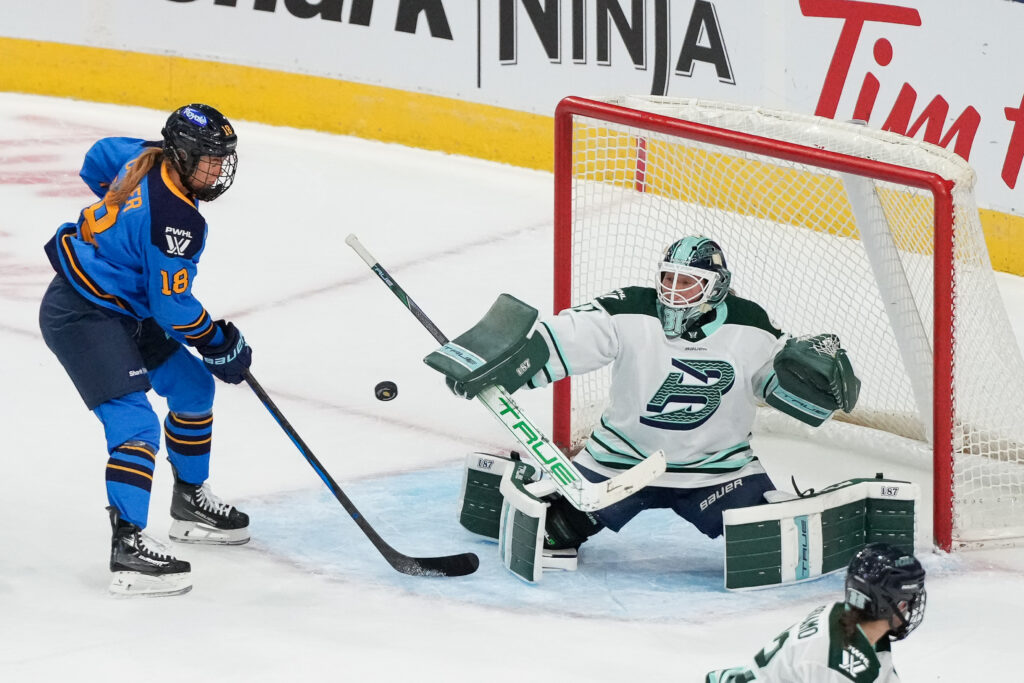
[[102, 147, 164, 207]]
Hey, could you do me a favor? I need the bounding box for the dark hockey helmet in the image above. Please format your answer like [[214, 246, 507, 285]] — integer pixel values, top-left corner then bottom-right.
[[655, 236, 732, 337], [845, 543, 927, 641], [162, 104, 238, 201]]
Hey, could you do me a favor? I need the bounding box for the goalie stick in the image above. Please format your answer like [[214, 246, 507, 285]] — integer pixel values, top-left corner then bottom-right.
[[243, 370, 479, 577], [344, 234, 666, 512]]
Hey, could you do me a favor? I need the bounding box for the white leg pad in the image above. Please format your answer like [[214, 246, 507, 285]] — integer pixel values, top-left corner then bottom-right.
[[723, 477, 919, 591], [498, 461, 561, 583]]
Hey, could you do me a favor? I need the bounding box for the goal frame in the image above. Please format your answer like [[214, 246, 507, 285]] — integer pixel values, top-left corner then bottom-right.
[[551, 95, 956, 552]]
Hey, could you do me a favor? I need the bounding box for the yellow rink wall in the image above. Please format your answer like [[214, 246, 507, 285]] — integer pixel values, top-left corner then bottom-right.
[[2, 37, 1021, 276], [0, 38, 553, 170]]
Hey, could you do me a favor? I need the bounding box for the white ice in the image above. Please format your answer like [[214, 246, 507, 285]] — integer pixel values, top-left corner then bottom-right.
[[0, 93, 1021, 681]]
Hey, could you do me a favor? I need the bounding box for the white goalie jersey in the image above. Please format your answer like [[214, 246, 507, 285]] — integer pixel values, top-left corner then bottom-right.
[[527, 286, 786, 489], [705, 602, 900, 683]]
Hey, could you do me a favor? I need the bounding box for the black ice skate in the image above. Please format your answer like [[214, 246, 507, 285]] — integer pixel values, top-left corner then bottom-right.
[[108, 506, 192, 597], [169, 478, 250, 545]]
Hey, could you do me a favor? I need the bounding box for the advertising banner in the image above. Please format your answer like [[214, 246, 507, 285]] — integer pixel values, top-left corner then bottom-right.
[[2, 0, 1022, 214]]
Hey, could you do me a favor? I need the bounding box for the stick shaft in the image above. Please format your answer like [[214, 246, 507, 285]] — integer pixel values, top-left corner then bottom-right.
[[243, 369, 478, 576], [345, 234, 667, 512], [345, 234, 448, 345]]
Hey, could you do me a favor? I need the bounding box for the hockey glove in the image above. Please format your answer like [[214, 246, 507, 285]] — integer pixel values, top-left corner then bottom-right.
[[425, 294, 550, 400], [773, 334, 860, 412], [198, 320, 252, 384]]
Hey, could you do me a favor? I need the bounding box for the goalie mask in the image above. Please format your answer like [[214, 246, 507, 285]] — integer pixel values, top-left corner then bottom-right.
[[162, 104, 238, 202], [656, 236, 731, 338], [845, 543, 927, 641]]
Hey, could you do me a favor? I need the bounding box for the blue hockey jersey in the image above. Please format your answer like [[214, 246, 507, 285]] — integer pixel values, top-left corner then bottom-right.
[[44, 137, 220, 348]]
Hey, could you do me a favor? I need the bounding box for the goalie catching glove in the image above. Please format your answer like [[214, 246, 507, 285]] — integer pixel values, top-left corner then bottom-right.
[[763, 334, 860, 427], [423, 294, 549, 399]]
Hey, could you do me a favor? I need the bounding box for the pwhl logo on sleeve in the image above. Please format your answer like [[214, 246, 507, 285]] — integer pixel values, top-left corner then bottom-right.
[[164, 227, 193, 257]]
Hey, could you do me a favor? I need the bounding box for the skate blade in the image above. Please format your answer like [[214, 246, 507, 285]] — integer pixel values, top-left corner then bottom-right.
[[109, 571, 192, 598], [169, 519, 250, 545], [542, 548, 579, 572]]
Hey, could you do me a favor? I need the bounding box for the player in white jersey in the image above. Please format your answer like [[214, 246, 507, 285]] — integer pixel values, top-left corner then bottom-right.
[[516, 236, 860, 550], [445, 236, 860, 569], [706, 542, 926, 682]]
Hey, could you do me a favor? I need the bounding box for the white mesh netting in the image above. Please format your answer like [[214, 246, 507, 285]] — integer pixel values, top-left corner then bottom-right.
[[557, 95, 1024, 548]]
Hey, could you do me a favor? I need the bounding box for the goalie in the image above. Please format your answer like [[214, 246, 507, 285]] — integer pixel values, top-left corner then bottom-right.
[[436, 236, 862, 581]]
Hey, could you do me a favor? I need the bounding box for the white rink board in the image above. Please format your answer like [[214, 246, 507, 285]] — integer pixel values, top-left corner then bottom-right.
[[3, 0, 1024, 212]]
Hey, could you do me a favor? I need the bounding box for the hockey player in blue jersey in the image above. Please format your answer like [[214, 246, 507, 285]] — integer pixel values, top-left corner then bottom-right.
[[39, 104, 253, 597]]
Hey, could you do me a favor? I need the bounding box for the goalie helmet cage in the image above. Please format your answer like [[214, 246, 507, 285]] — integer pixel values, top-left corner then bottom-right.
[[551, 95, 1024, 552]]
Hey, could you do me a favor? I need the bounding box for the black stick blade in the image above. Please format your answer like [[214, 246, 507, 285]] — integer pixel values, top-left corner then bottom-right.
[[388, 552, 480, 577]]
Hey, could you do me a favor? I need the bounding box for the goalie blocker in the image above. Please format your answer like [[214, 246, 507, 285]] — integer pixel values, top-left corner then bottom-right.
[[422, 294, 550, 401], [425, 294, 666, 513], [723, 475, 918, 590]]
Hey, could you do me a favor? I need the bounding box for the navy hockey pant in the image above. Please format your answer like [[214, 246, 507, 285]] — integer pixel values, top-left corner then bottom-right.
[[575, 461, 775, 539], [40, 275, 215, 528]]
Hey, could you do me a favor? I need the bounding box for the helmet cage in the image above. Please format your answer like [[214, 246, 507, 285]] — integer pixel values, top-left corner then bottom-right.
[[655, 236, 731, 337], [657, 262, 723, 310], [184, 152, 237, 202]]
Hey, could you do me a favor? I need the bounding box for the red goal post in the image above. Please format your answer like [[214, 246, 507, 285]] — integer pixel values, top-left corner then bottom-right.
[[552, 95, 1024, 552]]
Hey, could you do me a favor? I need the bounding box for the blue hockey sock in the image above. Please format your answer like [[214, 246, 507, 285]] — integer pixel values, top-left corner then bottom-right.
[[164, 411, 212, 485], [106, 441, 157, 529]]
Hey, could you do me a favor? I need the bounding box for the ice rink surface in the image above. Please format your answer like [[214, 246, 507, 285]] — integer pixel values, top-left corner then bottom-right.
[[1, 93, 1021, 681]]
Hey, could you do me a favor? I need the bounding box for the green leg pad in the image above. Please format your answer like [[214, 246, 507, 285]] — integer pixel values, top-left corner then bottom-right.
[[723, 479, 920, 590], [821, 501, 867, 573], [459, 469, 505, 539], [866, 498, 915, 553], [504, 509, 540, 582], [726, 521, 783, 589]]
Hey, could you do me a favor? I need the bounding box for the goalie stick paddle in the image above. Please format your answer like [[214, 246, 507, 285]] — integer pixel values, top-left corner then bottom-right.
[[242, 370, 479, 577], [344, 234, 666, 512]]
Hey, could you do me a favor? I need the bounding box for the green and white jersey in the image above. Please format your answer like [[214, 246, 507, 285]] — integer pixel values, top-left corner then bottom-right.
[[528, 286, 785, 489], [705, 602, 899, 683]]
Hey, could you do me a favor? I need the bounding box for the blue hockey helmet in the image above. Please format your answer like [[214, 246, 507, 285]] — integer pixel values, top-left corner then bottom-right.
[[845, 543, 927, 641], [162, 103, 238, 201], [656, 236, 731, 337]]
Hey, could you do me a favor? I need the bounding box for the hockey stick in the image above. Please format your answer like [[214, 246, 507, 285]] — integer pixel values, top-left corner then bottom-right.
[[344, 234, 666, 512], [242, 370, 479, 577]]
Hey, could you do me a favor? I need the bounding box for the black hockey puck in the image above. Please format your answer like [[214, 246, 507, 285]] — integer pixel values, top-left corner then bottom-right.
[[374, 381, 398, 401]]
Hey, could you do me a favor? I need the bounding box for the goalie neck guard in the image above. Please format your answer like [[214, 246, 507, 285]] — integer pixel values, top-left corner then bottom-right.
[[845, 543, 926, 641], [656, 236, 731, 338]]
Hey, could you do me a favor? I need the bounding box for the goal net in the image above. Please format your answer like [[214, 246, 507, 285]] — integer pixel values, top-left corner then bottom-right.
[[552, 95, 1024, 551]]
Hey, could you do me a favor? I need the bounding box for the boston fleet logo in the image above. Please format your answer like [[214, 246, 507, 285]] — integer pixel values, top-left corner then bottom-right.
[[183, 107, 208, 126], [640, 358, 735, 430]]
